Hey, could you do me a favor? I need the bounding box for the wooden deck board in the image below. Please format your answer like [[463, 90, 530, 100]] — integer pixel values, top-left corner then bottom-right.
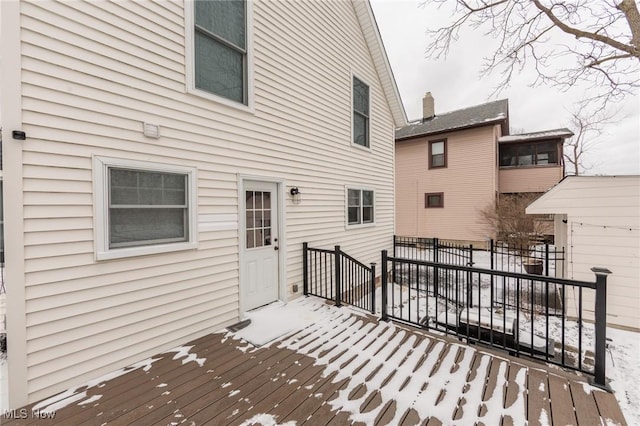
[[569, 380, 602, 426], [2, 301, 627, 426], [547, 374, 578, 426], [527, 368, 551, 426], [593, 388, 628, 426]]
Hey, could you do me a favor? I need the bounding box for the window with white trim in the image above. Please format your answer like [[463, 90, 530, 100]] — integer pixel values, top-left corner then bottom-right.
[[94, 157, 197, 260], [193, 0, 248, 104], [353, 76, 370, 148], [347, 188, 374, 225]]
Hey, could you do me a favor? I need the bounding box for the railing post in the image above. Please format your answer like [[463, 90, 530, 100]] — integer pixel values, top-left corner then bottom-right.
[[544, 243, 550, 277], [370, 263, 376, 314], [393, 235, 397, 257], [381, 251, 388, 321], [490, 239, 494, 270], [334, 245, 342, 307], [591, 267, 612, 390], [467, 244, 474, 307], [433, 238, 439, 298], [303, 242, 309, 296], [434, 238, 439, 263]]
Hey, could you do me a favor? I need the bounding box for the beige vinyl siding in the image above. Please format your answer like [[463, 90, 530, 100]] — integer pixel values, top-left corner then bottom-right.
[[527, 176, 640, 330], [499, 165, 563, 193], [11, 0, 396, 404], [395, 126, 497, 243]]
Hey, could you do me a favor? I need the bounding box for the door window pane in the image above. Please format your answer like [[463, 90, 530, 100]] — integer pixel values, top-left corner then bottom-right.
[[245, 190, 273, 249]]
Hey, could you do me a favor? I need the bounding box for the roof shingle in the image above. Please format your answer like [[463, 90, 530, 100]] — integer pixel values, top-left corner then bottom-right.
[[395, 99, 509, 140]]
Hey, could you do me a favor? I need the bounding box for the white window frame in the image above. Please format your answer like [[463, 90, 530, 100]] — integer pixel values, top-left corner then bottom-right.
[[185, 0, 254, 112], [93, 156, 198, 261], [351, 72, 371, 151], [345, 186, 375, 228]]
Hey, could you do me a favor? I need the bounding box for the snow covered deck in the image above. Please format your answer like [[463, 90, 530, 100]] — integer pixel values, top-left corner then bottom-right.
[[1, 298, 627, 426]]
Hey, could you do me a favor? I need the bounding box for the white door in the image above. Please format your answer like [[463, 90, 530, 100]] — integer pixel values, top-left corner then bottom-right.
[[242, 181, 279, 311]]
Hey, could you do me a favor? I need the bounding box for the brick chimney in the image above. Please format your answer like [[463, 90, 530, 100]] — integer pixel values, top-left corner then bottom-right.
[[423, 92, 435, 120]]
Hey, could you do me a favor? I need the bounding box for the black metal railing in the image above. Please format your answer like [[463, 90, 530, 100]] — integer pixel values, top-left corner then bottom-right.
[[394, 236, 473, 266], [303, 243, 376, 314], [489, 239, 565, 278], [381, 250, 611, 388]]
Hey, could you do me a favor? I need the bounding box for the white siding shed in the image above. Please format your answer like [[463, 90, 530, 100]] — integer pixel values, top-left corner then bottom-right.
[[526, 175, 640, 330]]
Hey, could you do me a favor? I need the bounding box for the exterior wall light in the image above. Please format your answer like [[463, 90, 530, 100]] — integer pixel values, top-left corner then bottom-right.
[[289, 187, 301, 204]]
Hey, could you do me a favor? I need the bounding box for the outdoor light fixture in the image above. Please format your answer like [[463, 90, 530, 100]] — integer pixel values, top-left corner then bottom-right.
[[289, 187, 301, 204], [12, 130, 26, 140]]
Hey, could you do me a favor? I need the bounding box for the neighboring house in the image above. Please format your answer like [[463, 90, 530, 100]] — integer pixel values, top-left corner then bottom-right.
[[395, 93, 573, 246], [527, 175, 640, 331], [0, 0, 406, 408]]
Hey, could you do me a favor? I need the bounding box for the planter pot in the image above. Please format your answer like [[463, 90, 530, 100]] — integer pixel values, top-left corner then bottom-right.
[[523, 260, 543, 275]]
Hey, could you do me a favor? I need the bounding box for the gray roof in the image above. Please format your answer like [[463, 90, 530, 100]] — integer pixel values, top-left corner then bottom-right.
[[395, 99, 509, 140], [498, 128, 574, 143]]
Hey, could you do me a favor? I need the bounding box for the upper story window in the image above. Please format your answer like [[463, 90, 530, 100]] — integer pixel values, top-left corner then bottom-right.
[[500, 141, 559, 167], [347, 188, 374, 226], [193, 0, 247, 104], [429, 139, 447, 169], [353, 76, 370, 148]]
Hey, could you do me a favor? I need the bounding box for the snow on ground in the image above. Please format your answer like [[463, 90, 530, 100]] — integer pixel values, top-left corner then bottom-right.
[[239, 413, 296, 426], [376, 248, 640, 425], [231, 299, 326, 347], [277, 298, 530, 425], [605, 327, 640, 425], [32, 357, 161, 414], [0, 295, 635, 424], [375, 283, 639, 424]]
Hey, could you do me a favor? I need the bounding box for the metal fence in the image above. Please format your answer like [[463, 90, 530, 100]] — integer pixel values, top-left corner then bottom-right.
[[394, 236, 565, 313], [489, 239, 565, 277], [381, 251, 611, 387], [393, 236, 473, 266], [302, 243, 376, 313]]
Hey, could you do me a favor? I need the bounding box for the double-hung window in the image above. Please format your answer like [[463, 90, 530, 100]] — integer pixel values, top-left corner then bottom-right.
[[429, 139, 447, 169], [347, 188, 374, 226], [94, 157, 197, 260], [353, 76, 370, 148], [193, 0, 247, 104]]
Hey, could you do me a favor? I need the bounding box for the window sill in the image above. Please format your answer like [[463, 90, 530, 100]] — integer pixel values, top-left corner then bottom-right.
[[186, 86, 255, 114], [96, 241, 198, 261], [345, 222, 376, 230], [499, 164, 560, 170], [350, 142, 371, 152]]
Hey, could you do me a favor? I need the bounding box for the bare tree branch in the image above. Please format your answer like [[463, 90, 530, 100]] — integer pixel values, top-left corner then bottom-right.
[[563, 105, 616, 175], [423, 0, 640, 110], [531, 0, 639, 57]]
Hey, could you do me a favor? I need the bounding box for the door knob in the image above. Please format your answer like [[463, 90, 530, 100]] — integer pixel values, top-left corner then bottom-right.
[[274, 246, 279, 251]]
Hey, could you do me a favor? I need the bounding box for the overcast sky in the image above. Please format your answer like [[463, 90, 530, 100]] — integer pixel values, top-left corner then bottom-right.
[[370, 0, 640, 176]]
